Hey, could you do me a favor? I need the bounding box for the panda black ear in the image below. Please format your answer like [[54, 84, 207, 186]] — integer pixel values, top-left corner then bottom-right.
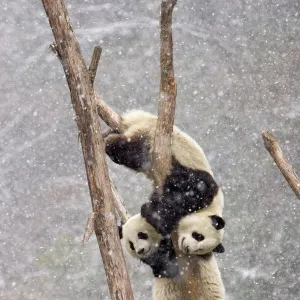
[[118, 225, 123, 239], [213, 243, 225, 253], [210, 215, 225, 230]]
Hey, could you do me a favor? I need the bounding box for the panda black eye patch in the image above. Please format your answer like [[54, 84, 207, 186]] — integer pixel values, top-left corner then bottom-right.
[[129, 241, 135, 251], [192, 232, 205, 242], [138, 232, 148, 240]]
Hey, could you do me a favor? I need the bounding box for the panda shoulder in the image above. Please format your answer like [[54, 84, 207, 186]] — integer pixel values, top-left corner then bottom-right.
[[121, 110, 158, 144], [171, 127, 213, 174], [122, 110, 157, 126]]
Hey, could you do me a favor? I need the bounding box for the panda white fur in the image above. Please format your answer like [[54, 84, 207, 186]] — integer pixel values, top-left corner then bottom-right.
[[120, 213, 225, 300], [105, 110, 224, 237], [177, 199, 225, 255], [153, 254, 225, 300], [120, 213, 179, 278]]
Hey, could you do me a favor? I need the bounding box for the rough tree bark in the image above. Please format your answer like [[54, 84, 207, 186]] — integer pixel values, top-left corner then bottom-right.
[[41, 0, 192, 298], [41, 1, 134, 299], [153, 0, 178, 186], [262, 130, 300, 199]]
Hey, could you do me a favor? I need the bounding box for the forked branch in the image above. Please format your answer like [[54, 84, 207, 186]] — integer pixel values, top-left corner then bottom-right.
[[41, 0, 134, 299], [262, 130, 300, 199], [153, 0, 178, 186], [88, 46, 129, 225]]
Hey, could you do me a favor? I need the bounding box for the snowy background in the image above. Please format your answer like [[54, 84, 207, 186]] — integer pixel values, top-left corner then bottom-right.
[[1, 0, 300, 299]]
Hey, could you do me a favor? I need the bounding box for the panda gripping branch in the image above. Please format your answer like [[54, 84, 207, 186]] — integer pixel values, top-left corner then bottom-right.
[[105, 110, 225, 237]]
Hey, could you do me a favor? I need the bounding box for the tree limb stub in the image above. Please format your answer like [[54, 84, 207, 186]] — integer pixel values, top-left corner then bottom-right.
[[89, 46, 102, 85], [41, 1, 134, 299], [153, 0, 177, 186], [262, 130, 300, 199], [51, 43, 122, 132], [110, 180, 131, 224]]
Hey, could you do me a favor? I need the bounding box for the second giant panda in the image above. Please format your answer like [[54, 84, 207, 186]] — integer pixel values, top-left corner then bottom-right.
[[105, 110, 224, 236]]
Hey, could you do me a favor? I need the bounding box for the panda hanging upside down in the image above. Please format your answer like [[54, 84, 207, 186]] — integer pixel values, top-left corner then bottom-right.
[[104, 110, 226, 299], [104, 110, 225, 238]]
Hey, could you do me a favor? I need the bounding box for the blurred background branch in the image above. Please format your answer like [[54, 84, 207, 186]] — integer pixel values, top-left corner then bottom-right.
[[262, 130, 300, 199]]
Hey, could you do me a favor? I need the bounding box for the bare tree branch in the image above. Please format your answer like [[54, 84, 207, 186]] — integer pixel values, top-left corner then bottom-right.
[[153, 0, 177, 186], [82, 211, 97, 245], [41, 1, 134, 299], [83, 45, 129, 242], [110, 180, 131, 224], [90, 47, 123, 132], [89, 46, 102, 85], [88, 45, 129, 224], [262, 130, 300, 199], [82, 182, 130, 245], [94, 94, 123, 131]]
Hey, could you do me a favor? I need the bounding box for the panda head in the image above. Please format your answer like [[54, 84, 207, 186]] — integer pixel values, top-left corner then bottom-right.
[[177, 211, 225, 255], [120, 214, 162, 259]]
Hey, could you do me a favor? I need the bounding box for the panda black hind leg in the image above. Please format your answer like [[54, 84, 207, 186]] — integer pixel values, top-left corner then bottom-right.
[[141, 161, 219, 236], [105, 132, 151, 172]]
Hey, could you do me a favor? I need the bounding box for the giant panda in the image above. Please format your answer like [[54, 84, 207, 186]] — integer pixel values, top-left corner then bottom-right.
[[119, 213, 179, 278], [120, 213, 225, 300], [177, 210, 225, 255], [104, 110, 224, 236]]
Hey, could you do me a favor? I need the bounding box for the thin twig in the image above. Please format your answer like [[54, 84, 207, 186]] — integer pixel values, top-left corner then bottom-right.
[[153, 0, 177, 186], [89, 46, 102, 85], [82, 182, 130, 244], [82, 211, 97, 245], [41, 1, 134, 299], [262, 130, 300, 199], [110, 180, 131, 224]]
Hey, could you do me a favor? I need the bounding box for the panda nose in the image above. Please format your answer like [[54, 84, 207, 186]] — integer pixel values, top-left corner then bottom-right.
[[137, 248, 145, 255]]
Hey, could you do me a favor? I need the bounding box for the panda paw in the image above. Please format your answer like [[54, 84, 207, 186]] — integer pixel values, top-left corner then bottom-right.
[[141, 237, 179, 278], [105, 134, 150, 171], [141, 202, 171, 236], [154, 260, 179, 278]]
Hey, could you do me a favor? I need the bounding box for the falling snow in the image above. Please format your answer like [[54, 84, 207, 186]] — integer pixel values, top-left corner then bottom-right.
[[1, 0, 300, 299]]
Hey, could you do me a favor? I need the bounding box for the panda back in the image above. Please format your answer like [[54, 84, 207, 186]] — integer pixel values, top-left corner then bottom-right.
[[171, 128, 213, 175], [122, 110, 157, 129]]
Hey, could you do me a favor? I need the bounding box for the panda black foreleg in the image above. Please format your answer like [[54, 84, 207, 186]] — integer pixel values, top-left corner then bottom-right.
[[164, 162, 219, 211], [141, 237, 179, 278], [141, 191, 186, 236], [105, 133, 151, 172]]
